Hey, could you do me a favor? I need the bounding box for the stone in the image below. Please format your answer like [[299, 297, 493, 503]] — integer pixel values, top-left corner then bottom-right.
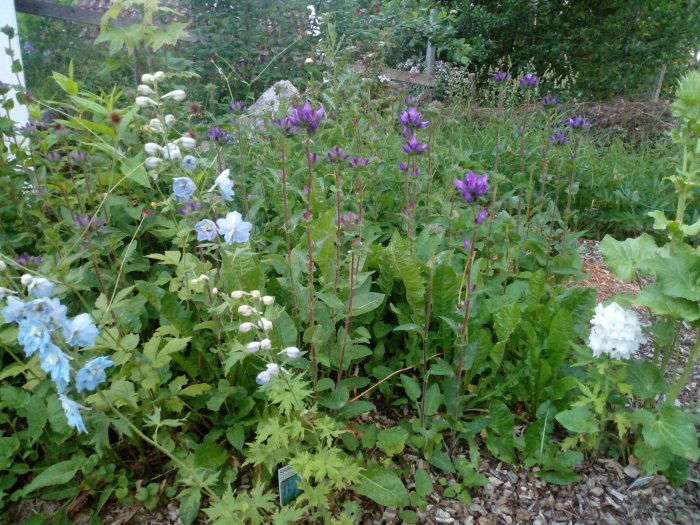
[[240, 80, 300, 131]]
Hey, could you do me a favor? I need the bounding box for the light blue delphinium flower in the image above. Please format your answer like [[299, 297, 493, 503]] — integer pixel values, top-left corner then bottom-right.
[[40, 343, 71, 393], [59, 395, 87, 433], [2, 295, 25, 323], [62, 313, 99, 347], [76, 356, 114, 392], [172, 177, 196, 202], [17, 319, 51, 357], [23, 297, 67, 328], [216, 211, 253, 244], [21, 274, 56, 298], [182, 155, 197, 170], [208, 169, 235, 201], [194, 219, 218, 241]]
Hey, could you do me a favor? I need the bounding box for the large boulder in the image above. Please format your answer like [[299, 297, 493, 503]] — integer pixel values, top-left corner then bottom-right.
[[241, 80, 300, 131]]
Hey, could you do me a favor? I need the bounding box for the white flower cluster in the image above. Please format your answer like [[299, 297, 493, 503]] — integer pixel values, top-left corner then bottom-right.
[[588, 302, 645, 360], [134, 72, 195, 171], [231, 290, 301, 385]]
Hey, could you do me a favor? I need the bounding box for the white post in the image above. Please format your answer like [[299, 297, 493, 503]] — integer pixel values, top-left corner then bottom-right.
[[424, 9, 436, 77], [0, 1, 29, 129]]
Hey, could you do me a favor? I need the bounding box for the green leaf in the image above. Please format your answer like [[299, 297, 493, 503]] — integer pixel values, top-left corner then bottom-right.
[[377, 427, 408, 456], [20, 460, 79, 497], [380, 232, 426, 325], [427, 450, 455, 473], [351, 292, 385, 316], [423, 383, 442, 416], [356, 464, 410, 507], [547, 308, 574, 373], [635, 284, 700, 320], [194, 442, 228, 468], [636, 406, 700, 460], [555, 406, 598, 434], [494, 302, 520, 342], [400, 374, 421, 402], [599, 233, 658, 281], [626, 360, 667, 399], [644, 245, 700, 301], [414, 468, 433, 497], [179, 487, 201, 525]]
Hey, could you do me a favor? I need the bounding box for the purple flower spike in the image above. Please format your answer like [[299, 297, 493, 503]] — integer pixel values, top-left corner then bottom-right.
[[474, 208, 488, 225], [399, 162, 408, 172], [541, 94, 560, 108], [74, 215, 105, 232], [15, 253, 42, 266], [348, 156, 369, 168], [520, 73, 539, 88], [208, 125, 230, 143], [492, 69, 511, 83], [402, 135, 428, 155], [463, 238, 471, 250], [454, 172, 489, 202], [399, 107, 429, 133], [549, 131, 570, 145], [327, 146, 349, 164], [229, 100, 246, 113], [340, 211, 360, 229], [287, 99, 324, 133], [568, 115, 591, 130]]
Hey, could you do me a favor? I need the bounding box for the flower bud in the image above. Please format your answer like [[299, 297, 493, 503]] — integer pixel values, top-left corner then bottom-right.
[[238, 304, 253, 316], [262, 295, 275, 305], [258, 317, 273, 331], [282, 346, 301, 358], [231, 290, 245, 299], [250, 290, 261, 299], [161, 90, 186, 102], [153, 71, 166, 82], [266, 363, 280, 374], [145, 157, 163, 169], [0, 260, 6, 271], [177, 136, 196, 150], [163, 143, 182, 161], [135, 96, 157, 108], [21, 274, 34, 286], [137, 84, 155, 95], [260, 338, 272, 350], [141, 73, 155, 84], [239, 322, 254, 333], [305, 58, 314, 65], [144, 142, 162, 156], [211, 287, 218, 294], [149, 118, 163, 132], [246, 341, 261, 353], [164, 114, 176, 126], [256, 370, 271, 385]]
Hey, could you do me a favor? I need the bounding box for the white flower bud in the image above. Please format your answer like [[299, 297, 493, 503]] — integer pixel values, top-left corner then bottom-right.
[[145, 156, 163, 169], [238, 305, 253, 316], [260, 338, 272, 350], [231, 290, 245, 299], [250, 290, 261, 299], [153, 71, 166, 82], [161, 89, 186, 102], [163, 143, 182, 161], [211, 287, 218, 294], [266, 363, 280, 374], [239, 322, 254, 333], [135, 96, 157, 108], [21, 274, 34, 286], [305, 58, 314, 65], [137, 84, 155, 95], [256, 370, 271, 385], [141, 73, 155, 84], [198, 274, 209, 282], [282, 346, 301, 359], [246, 341, 261, 353], [258, 317, 273, 331], [164, 114, 176, 126], [262, 295, 275, 305], [144, 142, 163, 156], [149, 118, 163, 132], [177, 136, 196, 150], [0, 260, 6, 271]]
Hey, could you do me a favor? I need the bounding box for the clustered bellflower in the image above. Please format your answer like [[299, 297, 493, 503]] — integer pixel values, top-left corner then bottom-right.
[[402, 135, 428, 155], [398, 106, 429, 136], [568, 115, 591, 130], [492, 69, 511, 83], [286, 100, 324, 133], [541, 94, 560, 108], [1, 276, 110, 434], [520, 73, 539, 88], [327, 146, 349, 164], [454, 172, 489, 202], [549, 131, 570, 145], [588, 302, 645, 360], [208, 125, 230, 143]]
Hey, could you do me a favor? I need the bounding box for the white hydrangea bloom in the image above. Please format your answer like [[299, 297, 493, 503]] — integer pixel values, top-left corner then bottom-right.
[[588, 302, 645, 360]]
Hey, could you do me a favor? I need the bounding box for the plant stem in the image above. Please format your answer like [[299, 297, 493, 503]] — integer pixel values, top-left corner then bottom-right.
[[667, 331, 700, 402], [304, 135, 317, 389], [280, 141, 297, 315], [420, 262, 435, 427], [336, 251, 356, 387]]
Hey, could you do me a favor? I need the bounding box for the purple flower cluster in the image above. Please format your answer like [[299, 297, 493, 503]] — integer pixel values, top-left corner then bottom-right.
[[229, 100, 246, 113], [402, 135, 428, 155], [15, 253, 42, 266], [454, 172, 489, 202], [568, 115, 591, 130], [549, 131, 570, 145], [520, 73, 539, 88], [286, 100, 324, 134], [340, 211, 360, 230], [541, 94, 560, 109], [327, 146, 349, 164], [492, 70, 511, 83], [399, 162, 420, 176], [399, 106, 429, 136], [74, 215, 105, 232], [348, 156, 369, 168], [178, 199, 204, 216], [272, 117, 300, 135], [208, 125, 230, 143]]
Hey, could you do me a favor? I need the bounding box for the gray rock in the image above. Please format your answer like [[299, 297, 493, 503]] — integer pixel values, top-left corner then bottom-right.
[[240, 80, 300, 131]]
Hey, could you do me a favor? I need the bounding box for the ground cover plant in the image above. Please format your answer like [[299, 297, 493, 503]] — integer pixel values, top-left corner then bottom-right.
[[1, 21, 699, 523]]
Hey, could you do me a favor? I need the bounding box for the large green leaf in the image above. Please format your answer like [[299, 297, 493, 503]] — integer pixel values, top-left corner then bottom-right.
[[494, 302, 520, 342], [635, 284, 700, 320], [547, 308, 574, 373], [356, 464, 410, 507], [644, 245, 700, 301], [635, 406, 700, 460], [380, 232, 426, 325], [599, 233, 658, 281], [351, 292, 385, 316], [19, 460, 80, 497], [555, 406, 598, 434], [626, 359, 667, 399]]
